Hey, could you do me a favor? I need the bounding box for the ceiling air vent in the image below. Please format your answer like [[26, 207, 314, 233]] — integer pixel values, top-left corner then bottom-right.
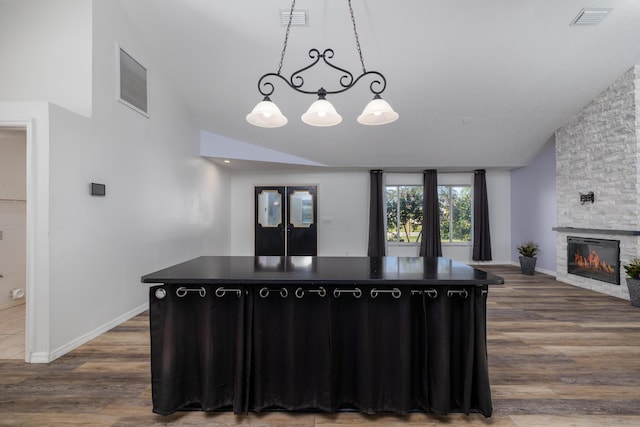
[[571, 8, 611, 26], [280, 9, 308, 26]]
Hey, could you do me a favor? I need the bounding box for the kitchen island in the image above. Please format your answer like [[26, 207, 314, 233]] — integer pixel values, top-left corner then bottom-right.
[[141, 256, 503, 417]]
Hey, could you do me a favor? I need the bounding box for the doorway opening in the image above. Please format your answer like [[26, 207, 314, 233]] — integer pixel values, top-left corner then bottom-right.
[[0, 126, 27, 359]]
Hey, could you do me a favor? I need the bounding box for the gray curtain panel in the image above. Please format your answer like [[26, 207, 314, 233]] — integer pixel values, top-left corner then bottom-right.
[[419, 170, 442, 257], [367, 170, 386, 257], [472, 169, 492, 261]]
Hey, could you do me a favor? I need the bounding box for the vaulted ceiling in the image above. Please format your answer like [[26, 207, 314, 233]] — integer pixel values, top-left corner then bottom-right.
[[119, 0, 640, 170]]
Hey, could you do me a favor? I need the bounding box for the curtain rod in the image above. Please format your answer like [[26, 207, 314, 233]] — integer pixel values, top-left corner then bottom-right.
[[379, 169, 478, 174]]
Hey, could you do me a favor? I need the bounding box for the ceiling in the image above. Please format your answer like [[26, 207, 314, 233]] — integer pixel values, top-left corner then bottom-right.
[[118, 0, 640, 171]]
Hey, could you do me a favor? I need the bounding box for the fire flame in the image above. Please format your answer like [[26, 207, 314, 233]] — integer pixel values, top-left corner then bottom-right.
[[574, 250, 615, 274]]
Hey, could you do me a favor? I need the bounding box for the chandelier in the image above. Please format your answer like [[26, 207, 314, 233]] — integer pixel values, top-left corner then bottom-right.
[[246, 0, 399, 128]]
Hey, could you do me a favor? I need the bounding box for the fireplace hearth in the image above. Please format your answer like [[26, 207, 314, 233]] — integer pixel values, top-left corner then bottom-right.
[[567, 236, 620, 285]]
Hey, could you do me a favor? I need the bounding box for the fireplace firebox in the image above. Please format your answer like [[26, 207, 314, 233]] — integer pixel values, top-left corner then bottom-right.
[[567, 236, 620, 285]]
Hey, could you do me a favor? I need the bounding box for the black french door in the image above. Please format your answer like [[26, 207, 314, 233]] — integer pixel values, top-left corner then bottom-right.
[[254, 186, 317, 256]]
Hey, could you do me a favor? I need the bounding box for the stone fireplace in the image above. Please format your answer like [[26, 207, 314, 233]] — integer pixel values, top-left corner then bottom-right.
[[554, 66, 640, 301]]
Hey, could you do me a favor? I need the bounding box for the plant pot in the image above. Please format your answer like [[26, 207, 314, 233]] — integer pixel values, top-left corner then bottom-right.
[[519, 256, 537, 275], [626, 278, 640, 308]]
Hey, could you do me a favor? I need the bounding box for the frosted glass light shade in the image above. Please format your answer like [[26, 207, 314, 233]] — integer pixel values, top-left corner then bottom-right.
[[301, 99, 342, 127], [246, 97, 288, 128], [357, 95, 399, 125]]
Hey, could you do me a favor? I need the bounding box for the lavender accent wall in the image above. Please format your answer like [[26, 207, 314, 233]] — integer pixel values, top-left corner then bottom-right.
[[511, 139, 557, 273]]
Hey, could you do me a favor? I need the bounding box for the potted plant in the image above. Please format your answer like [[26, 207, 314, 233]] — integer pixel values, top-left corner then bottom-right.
[[622, 258, 640, 307], [517, 241, 539, 275]]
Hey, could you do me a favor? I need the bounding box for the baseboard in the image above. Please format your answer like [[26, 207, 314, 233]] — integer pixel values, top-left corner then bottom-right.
[[43, 302, 149, 363], [470, 259, 513, 265], [536, 267, 556, 277], [28, 352, 50, 364]]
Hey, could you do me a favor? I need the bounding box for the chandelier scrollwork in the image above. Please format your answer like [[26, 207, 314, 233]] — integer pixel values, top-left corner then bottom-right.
[[257, 48, 387, 97]]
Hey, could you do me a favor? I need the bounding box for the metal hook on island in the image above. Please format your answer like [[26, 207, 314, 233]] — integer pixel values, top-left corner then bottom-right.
[[215, 287, 243, 297], [176, 287, 206, 298], [411, 289, 438, 298], [259, 287, 289, 298], [370, 288, 402, 299], [333, 287, 362, 298], [447, 289, 469, 299], [295, 287, 327, 298], [154, 288, 167, 300]]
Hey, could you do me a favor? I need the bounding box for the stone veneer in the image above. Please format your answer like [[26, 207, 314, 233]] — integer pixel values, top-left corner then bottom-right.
[[555, 66, 640, 300]]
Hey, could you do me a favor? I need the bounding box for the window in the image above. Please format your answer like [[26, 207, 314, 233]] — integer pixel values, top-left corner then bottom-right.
[[386, 186, 423, 243], [438, 185, 472, 243], [385, 183, 472, 245]]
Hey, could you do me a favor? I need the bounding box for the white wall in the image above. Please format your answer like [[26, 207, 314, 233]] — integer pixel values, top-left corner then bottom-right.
[[0, 130, 26, 309], [0, 0, 92, 117], [0, 1, 231, 361], [230, 169, 511, 264]]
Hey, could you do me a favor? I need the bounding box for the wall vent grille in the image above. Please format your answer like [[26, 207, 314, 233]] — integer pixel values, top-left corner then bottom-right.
[[280, 10, 308, 26], [118, 47, 148, 116], [571, 8, 611, 26]]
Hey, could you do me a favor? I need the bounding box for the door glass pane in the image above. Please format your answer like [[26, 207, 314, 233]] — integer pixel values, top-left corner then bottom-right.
[[289, 190, 314, 227], [257, 190, 282, 227]]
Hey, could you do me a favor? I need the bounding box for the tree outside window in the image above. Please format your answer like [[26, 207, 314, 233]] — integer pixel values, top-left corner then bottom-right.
[[438, 186, 471, 243], [386, 186, 423, 243]]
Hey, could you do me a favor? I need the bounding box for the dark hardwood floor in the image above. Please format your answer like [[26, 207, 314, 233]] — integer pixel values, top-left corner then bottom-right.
[[1, 265, 640, 426]]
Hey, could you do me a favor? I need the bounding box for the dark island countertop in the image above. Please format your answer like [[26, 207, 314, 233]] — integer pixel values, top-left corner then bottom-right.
[[141, 256, 504, 286]]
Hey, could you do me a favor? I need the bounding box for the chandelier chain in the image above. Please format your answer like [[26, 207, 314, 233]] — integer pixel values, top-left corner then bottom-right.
[[348, 0, 367, 74], [277, 0, 297, 75]]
